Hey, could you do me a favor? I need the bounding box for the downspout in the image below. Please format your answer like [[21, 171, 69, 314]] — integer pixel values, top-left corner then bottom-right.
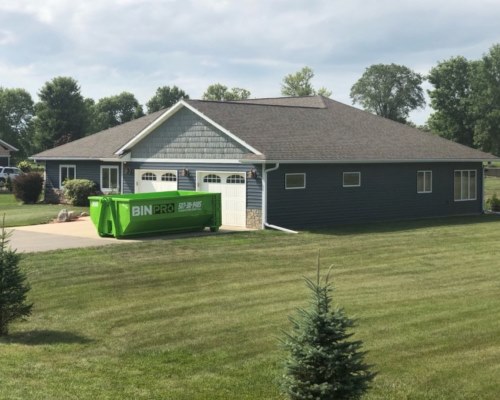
[[262, 163, 299, 234], [121, 162, 124, 194]]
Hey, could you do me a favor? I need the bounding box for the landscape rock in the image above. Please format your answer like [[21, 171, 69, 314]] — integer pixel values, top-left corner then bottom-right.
[[57, 209, 69, 222]]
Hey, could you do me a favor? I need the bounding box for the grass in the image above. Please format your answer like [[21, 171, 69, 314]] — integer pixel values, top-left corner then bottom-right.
[[485, 176, 500, 201], [0, 193, 88, 227], [1, 215, 500, 399]]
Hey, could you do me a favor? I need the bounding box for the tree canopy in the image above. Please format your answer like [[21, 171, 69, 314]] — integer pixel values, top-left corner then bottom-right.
[[281, 66, 332, 97], [92, 92, 144, 132], [202, 84, 250, 101], [427, 56, 478, 147], [427, 44, 500, 155], [146, 86, 189, 113], [350, 63, 425, 123], [33, 77, 88, 151], [0, 88, 34, 158]]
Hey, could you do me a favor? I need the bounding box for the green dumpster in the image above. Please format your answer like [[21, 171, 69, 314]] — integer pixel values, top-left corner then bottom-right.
[[88, 191, 222, 238]]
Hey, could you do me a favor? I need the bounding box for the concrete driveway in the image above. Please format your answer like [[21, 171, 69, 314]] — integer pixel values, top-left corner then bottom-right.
[[7, 217, 139, 253], [7, 217, 251, 253]]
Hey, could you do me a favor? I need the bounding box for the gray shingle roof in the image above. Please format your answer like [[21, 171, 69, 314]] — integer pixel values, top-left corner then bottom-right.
[[32, 96, 497, 162], [32, 109, 165, 159]]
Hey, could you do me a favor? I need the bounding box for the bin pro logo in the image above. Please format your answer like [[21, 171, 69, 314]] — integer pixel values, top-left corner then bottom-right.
[[132, 203, 175, 216]]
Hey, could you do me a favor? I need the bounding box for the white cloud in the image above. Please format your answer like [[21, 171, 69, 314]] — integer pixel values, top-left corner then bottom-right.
[[0, 0, 499, 125]]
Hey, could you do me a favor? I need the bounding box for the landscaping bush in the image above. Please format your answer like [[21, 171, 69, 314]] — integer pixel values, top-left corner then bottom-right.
[[17, 160, 32, 173], [63, 179, 98, 206], [12, 173, 44, 204]]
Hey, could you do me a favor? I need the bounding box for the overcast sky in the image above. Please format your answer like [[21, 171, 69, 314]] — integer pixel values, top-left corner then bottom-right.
[[1, 0, 500, 124]]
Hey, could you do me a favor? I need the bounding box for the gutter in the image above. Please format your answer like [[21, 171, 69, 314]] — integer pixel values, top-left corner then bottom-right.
[[261, 163, 298, 234]]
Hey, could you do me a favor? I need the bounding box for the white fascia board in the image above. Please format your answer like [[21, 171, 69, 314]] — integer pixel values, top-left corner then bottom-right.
[[181, 101, 262, 156], [0, 139, 18, 151], [114, 100, 263, 157], [114, 101, 185, 155], [247, 158, 494, 164], [130, 158, 244, 164], [29, 157, 121, 162]]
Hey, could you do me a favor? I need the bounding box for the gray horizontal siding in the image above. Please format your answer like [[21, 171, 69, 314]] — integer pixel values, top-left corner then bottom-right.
[[124, 162, 262, 210], [45, 161, 121, 190], [266, 162, 484, 229], [131, 107, 248, 159]]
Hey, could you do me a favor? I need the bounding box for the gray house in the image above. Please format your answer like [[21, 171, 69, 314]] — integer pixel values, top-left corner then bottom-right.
[[0, 138, 18, 166], [31, 96, 497, 230]]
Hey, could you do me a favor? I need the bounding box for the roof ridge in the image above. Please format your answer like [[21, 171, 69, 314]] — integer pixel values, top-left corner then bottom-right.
[[187, 95, 327, 109]]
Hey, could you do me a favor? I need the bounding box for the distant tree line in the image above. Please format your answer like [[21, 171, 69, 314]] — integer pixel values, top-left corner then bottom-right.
[[2, 43, 500, 159]]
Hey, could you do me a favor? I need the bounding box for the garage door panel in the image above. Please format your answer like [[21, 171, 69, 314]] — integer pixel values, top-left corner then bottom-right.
[[199, 172, 246, 227], [135, 170, 177, 193]]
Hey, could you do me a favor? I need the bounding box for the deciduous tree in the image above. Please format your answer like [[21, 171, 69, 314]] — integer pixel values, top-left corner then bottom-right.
[[93, 92, 144, 131], [281, 66, 332, 97], [0, 88, 35, 158], [146, 86, 189, 113], [350, 64, 425, 123], [427, 56, 478, 147], [202, 84, 250, 101]]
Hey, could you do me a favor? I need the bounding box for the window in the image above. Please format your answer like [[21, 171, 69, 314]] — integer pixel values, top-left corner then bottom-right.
[[141, 172, 156, 181], [203, 174, 221, 183], [59, 165, 76, 187], [343, 172, 361, 187], [285, 173, 306, 189], [417, 171, 432, 193], [101, 166, 119, 192], [454, 170, 476, 201], [161, 173, 177, 182], [226, 174, 245, 184]]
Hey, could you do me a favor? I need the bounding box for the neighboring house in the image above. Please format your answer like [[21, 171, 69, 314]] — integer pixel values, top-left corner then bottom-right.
[[31, 96, 498, 229], [0, 138, 18, 166]]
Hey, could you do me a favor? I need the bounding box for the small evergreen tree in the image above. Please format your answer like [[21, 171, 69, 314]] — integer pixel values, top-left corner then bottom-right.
[[281, 260, 375, 400], [0, 218, 33, 336]]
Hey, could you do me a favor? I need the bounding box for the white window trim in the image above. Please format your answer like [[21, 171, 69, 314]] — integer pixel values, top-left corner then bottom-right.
[[417, 170, 432, 194], [343, 172, 361, 187], [285, 173, 306, 190], [100, 165, 120, 193], [454, 170, 477, 202], [59, 164, 76, 187]]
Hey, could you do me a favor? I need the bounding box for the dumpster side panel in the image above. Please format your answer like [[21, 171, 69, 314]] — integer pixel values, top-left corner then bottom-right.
[[89, 192, 222, 238]]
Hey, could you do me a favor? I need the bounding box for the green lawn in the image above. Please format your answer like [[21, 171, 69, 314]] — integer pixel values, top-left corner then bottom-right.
[[0, 193, 88, 227], [485, 175, 500, 200], [1, 216, 500, 399]]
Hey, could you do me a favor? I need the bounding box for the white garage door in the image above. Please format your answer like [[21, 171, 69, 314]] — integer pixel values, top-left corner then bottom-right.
[[198, 172, 246, 227], [135, 170, 178, 193]]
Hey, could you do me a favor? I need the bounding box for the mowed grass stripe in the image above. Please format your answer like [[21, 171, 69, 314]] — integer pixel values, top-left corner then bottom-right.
[[1, 216, 500, 399]]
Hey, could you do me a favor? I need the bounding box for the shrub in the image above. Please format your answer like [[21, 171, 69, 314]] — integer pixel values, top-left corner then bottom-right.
[[63, 179, 98, 206], [12, 173, 44, 204], [486, 193, 500, 212], [281, 259, 376, 400], [0, 219, 33, 336], [17, 160, 32, 173]]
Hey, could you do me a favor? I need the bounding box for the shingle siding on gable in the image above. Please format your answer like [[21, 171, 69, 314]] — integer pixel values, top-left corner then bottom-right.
[[266, 162, 484, 229], [131, 107, 249, 160]]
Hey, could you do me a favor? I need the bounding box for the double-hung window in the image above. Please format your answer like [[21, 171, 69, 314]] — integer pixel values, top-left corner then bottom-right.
[[59, 165, 76, 187], [101, 166, 119, 193], [417, 171, 432, 193], [454, 170, 476, 201]]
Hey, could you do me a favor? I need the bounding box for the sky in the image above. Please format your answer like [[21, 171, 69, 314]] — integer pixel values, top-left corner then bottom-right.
[[1, 0, 500, 125]]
